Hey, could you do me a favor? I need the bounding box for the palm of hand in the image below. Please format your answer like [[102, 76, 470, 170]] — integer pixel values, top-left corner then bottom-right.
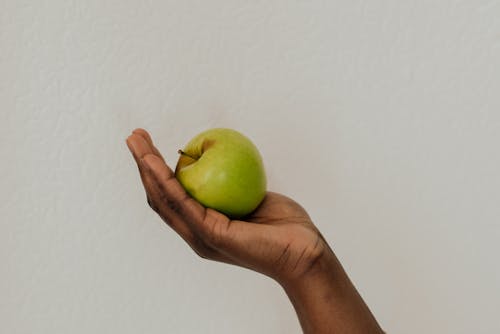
[[127, 129, 325, 284], [238, 192, 325, 281]]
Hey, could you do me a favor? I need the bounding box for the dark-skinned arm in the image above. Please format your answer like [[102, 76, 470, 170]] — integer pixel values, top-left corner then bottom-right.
[[126, 128, 384, 334]]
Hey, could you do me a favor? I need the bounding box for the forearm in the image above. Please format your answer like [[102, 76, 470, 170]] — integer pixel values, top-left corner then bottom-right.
[[280, 250, 384, 334]]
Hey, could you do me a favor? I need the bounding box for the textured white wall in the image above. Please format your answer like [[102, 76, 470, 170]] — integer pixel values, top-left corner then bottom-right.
[[2, 1, 500, 333]]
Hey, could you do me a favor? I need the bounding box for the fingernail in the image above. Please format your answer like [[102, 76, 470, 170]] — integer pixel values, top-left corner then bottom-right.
[[126, 137, 136, 152]]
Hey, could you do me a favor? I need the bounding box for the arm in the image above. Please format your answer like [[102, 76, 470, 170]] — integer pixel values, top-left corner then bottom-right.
[[126, 128, 384, 334]]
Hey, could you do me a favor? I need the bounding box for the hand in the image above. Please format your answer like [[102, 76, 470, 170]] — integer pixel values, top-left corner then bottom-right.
[[126, 128, 385, 333], [126, 128, 327, 285]]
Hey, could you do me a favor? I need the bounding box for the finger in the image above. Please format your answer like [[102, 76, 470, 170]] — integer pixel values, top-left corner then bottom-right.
[[246, 192, 311, 224], [141, 154, 206, 226], [126, 134, 195, 243], [140, 155, 231, 262], [126, 133, 157, 199], [132, 128, 166, 162], [126, 133, 155, 162], [126, 133, 165, 203], [141, 161, 217, 257], [205, 212, 274, 257], [141, 160, 195, 240]]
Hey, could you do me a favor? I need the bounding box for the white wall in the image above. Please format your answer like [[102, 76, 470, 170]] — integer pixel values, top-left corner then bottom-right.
[[2, 1, 499, 333]]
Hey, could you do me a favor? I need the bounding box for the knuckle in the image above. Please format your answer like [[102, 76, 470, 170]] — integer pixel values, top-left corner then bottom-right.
[[206, 223, 224, 248], [194, 248, 209, 259], [192, 242, 212, 260], [147, 197, 159, 212], [158, 192, 181, 215], [166, 200, 181, 214], [160, 215, 172, 227]]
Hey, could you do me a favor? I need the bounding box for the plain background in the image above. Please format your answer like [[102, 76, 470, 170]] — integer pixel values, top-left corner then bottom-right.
[[1, 1, 499, 333]]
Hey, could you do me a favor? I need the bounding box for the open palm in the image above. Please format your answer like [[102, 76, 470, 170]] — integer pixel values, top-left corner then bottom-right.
[[126, 129, 327, 284]]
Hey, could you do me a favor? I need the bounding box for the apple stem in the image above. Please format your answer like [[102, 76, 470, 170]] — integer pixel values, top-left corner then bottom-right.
[[178, 149, 197, 160]]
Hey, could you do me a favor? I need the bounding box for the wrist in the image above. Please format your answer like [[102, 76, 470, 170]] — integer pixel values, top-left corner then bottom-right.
[[279, 248, 385, 334], [279, 248, 347, 303], [278, 245, 341, 292]]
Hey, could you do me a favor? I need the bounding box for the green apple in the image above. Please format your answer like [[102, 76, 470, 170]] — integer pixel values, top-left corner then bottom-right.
[[174, 128, 267, 219]]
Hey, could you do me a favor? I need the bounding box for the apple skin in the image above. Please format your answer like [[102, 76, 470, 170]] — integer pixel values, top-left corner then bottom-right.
[[174, 128, 267, 219]]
